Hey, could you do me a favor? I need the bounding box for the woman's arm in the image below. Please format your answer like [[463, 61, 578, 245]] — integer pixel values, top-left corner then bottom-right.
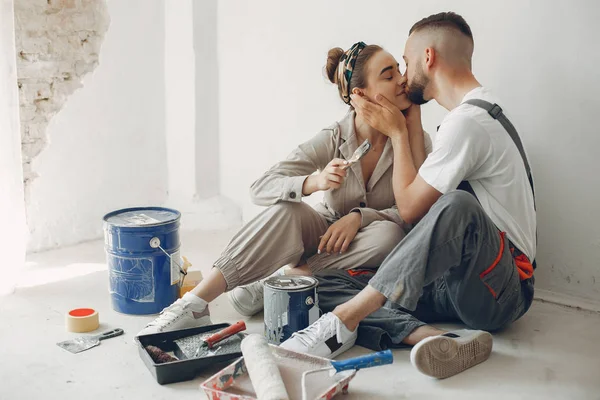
[[249, 128, 336, 206], [301, 175, 320, 196]]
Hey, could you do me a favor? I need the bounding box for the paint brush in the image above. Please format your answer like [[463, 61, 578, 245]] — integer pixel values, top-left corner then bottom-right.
[[341, 139, 372, 170], [194, 321, 246, 357]]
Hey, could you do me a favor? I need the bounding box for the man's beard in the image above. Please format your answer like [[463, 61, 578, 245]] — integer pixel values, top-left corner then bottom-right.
[[407, 69, 430, 105]]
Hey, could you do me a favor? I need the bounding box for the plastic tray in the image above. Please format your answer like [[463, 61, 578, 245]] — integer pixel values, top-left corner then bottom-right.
[[136, 323, 243, 385]]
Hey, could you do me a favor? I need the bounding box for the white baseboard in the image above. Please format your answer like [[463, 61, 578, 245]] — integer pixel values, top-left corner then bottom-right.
[[534, 289, 600, 313]]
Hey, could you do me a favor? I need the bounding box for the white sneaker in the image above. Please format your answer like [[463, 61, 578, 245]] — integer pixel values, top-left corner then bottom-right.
[[137, 292, 212, 337], [280, 312, 357, 359], [228, 280, 265, 317], [410, 329, 493, 379]]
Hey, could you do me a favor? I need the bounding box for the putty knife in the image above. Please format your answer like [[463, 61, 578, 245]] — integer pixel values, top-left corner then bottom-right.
[[57, 328, 124, 354]]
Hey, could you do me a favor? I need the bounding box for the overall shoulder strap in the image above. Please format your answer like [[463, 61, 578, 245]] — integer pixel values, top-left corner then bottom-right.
[[463, 99, 535, 197]]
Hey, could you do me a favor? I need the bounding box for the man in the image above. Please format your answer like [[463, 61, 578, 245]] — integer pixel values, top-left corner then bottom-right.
[[281, 12, 536, 379]]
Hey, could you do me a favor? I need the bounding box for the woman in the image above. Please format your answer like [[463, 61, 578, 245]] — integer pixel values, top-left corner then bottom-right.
[[138, 42, 431, 336]]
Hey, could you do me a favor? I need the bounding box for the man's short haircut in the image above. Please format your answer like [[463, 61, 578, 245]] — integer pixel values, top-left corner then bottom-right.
[[409, 12, 473, 41]]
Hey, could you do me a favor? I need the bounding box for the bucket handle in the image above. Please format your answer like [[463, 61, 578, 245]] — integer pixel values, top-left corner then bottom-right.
[[149, 237, 187, 288]]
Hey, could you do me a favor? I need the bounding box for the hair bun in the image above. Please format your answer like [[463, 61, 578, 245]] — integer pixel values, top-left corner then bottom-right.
[[325, 47, 344, 84]]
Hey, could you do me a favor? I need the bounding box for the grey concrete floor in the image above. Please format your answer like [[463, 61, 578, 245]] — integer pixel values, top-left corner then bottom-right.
[[1, 230, 599, 400]]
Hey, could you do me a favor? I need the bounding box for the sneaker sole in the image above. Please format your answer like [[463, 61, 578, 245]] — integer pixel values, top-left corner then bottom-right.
[[227, 291, 263, 317], [410, 331, 493, 379]]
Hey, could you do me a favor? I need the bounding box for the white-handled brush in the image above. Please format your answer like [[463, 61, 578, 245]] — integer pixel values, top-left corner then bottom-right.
[[341, 139, 372, 170]]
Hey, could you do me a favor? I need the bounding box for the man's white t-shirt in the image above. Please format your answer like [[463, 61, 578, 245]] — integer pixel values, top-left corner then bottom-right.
[[419, 87, 537, 260]]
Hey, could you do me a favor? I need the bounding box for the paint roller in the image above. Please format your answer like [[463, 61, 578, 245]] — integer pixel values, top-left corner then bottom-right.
[[194, 320, 247, 356], [241, 334, 289, 400], [145, 345, 178, 364], [301, 349, 394, 400]]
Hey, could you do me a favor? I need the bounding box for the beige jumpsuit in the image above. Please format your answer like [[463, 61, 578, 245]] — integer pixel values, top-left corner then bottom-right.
[[214, 110, 432, 290]]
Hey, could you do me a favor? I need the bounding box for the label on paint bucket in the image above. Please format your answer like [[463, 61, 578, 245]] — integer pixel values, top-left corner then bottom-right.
[[170, 250, 181, 285], [108, 255, 155, 303]]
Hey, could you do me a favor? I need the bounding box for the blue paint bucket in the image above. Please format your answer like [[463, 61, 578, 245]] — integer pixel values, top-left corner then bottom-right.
[[103, 207, 183, 315], [263, 276, 320, 345]]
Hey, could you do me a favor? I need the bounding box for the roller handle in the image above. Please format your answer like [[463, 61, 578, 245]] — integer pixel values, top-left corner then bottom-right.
[[205, 321, 246, 348], [330, 349, 393, 373]]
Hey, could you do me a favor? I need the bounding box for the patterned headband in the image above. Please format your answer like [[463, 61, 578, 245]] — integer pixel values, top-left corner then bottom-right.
[[337, 41, 367, 104]]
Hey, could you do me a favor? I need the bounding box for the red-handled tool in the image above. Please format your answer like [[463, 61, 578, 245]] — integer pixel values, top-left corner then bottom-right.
[[195, 321, 246, 356]]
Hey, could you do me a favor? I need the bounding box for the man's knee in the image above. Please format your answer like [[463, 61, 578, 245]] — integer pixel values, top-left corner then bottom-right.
[[438, 190, 479, 209], [432, 190, 484, 220]]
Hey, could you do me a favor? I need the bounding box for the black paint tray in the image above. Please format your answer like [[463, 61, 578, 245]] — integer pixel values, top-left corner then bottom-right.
[[136, 323, 244, 385]]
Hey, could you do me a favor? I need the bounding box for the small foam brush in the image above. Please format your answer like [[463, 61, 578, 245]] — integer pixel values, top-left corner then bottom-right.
[[194, 321, 247, 357], [341, 138, 371, 170]]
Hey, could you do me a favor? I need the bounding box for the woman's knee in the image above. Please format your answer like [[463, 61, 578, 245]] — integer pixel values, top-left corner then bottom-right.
[[265, 201, 311, 219], [365, 221, 406, 253]]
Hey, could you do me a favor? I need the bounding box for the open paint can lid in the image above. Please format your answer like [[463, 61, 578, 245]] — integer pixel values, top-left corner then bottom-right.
[[264, 276, 318, 292], [103, 207, 180, 228]]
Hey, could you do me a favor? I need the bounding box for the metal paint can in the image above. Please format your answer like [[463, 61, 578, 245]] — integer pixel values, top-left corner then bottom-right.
[[103, 207, 182, 315], [263, 276, 320, 345]]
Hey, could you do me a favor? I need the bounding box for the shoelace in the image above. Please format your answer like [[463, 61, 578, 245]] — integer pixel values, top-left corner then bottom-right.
[[146, 299, 190, 328], [291, 314, 338, 348]]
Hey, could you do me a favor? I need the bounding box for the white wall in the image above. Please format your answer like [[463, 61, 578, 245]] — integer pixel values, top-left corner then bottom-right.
[[26, 0, 168, 252], [164, 0, 221, 204], [162, 0, 240, 233], [218, 0, 600, 303], [0, 0, 26, 294], [165, 0, 196, 204], [193, 0, 219, 199]]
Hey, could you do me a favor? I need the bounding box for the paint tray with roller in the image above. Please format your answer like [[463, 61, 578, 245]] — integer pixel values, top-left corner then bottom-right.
[[136, 322, 245, 384], [201, 340, 393, 400]]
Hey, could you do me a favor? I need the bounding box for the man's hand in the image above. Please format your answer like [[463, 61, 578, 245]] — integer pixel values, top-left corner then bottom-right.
[[350, 93, 408, 138], [318, 212, 361, 254]]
